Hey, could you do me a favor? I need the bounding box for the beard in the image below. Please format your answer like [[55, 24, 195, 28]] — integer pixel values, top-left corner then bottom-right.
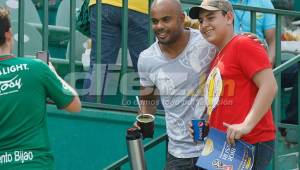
[[156, 30, 182, 45]]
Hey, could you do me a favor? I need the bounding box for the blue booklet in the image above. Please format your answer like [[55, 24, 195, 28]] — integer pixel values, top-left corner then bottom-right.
[[196, 128, 255, 170]]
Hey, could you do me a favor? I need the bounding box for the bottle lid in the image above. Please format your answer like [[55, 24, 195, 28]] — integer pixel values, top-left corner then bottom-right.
[[126, 127, 142, 140]]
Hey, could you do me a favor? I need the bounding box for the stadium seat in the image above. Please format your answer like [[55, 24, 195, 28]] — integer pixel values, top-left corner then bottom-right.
[[11, 20, 42, 57], [32, 0, 61, 25], [56, 0, 88, 61], [65, 33, 89, 62], [55, 0, 83, 27], [0, 0, 41, 24]]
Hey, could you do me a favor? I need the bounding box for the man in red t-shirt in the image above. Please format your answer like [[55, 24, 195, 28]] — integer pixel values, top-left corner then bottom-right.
[[189, 0, 277, 169]]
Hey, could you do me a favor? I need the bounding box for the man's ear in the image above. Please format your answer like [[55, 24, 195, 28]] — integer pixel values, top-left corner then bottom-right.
[[4, 29, 12, 42], [179, 12, 186, 24], [4, 28, 13, 41], [226, 11, 234, 25]]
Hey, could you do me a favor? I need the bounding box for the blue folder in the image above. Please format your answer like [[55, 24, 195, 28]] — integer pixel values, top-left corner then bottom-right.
[[196, 128, 255, 170]]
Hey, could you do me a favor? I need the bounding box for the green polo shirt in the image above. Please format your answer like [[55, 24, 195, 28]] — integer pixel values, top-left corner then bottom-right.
[[0, 55, 74, 170]]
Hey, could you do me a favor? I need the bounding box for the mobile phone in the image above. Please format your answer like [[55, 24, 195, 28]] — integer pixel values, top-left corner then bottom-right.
[[36, 51, 49, 64]]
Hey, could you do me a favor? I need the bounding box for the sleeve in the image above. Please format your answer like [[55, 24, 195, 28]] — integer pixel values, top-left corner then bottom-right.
[[39, 63, 75, 109], [262, 0, 275, 30], [237, 36, 272, 79], [137, 52, 155, 87]]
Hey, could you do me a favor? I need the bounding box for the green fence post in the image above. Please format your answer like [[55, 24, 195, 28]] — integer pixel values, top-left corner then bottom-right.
[[273, 14, 282, 170], [42, 0, 49, 51], [250, 11, 256, 34], [148, 0, 155, 45], [298, 62, 300, 169], [18, 0, 24, 57], [121, 0, 129, 104], [69, 0, 76, 86], [95, 0, 102, 103], [295, 0, 300, 11]]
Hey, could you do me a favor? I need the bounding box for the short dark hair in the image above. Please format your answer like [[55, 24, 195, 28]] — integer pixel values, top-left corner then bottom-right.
[[0, 7, 11, 46], [221, 10, 234, 27], [221, 10, 227, 16]]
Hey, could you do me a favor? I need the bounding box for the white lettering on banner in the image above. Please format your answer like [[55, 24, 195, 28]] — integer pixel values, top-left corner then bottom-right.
[[0, 75, 22, 95], [0, 152, 13, 164], [0, 150, 34, 165], [14, 151, 34, 164], [0, 64, 29, 76], [220, 143, 236, 162]]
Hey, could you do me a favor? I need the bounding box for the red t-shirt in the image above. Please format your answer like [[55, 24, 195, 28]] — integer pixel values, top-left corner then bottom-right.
[[208, 35, 276, 144]]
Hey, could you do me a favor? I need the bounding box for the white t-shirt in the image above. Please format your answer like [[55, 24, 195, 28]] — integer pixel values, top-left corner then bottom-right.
[[138, 29, 216, 158]]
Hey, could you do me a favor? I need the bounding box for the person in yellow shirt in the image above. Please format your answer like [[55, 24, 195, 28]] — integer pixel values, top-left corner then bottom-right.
[[83, 0, 149, 102], [89, 0, 148, 14]]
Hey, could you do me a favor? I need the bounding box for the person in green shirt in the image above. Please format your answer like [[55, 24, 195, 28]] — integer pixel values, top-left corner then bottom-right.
[[0, 7, 81, 170]]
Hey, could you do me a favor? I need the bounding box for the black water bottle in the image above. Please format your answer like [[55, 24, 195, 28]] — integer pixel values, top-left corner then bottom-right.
[[126, 127, 147, 170]]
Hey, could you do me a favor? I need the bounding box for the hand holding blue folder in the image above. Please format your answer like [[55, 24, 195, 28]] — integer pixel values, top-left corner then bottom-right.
[[196, 128, 255, 170]]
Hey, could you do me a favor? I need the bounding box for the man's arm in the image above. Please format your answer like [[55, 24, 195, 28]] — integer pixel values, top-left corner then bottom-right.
[[224, 68, 277, 144], [64, 96, 81, 112], [139, 86, 159, 115], [265, 28, 276, 65], [242, 68, 277, 131], [49, 63, 81, 112], [53, 76, 81, 112]]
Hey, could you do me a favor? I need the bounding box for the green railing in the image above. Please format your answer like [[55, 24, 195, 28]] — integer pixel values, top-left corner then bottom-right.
[[230, 3, 300, 169], [103, 2, 300, 170], [95, 1, 102, 103], [13, 0, 300, 169], [14, 0, 152, 108], [103, 133, 168, 170], [17, 0, 24, 56]]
